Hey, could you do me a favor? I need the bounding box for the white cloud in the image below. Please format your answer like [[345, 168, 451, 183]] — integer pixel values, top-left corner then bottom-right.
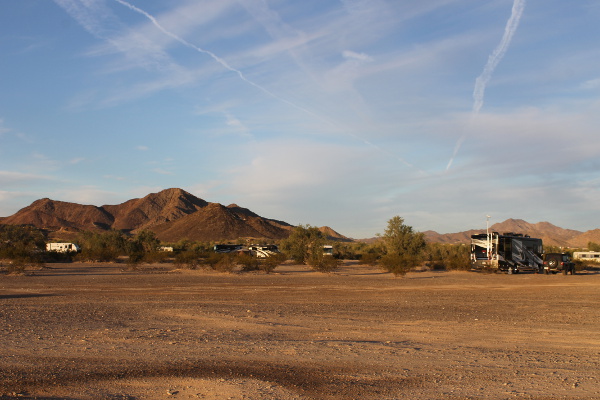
[[0, 119, 11, 135], [342, 50, 373, 62], [152, 168, 173, 176], [0, 171, 50, 187], [581, 78, 600, 90], [54, 186, 124, 206]]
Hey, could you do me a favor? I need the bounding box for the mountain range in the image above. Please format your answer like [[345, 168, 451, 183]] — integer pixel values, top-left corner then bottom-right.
[[423, 219, 600, 248], [1, 188, 598, 247], [0, 188, 349, 243]]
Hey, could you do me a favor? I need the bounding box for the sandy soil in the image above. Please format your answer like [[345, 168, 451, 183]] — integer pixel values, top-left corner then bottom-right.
[[0, 261, 599, 399]]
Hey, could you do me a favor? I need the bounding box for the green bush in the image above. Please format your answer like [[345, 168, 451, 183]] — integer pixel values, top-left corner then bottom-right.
[[280, 225, 326, 264], [377, 216, 426, 276]]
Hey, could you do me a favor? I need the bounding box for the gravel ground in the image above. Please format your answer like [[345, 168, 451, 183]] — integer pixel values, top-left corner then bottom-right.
[[1, 261, 599, 399]]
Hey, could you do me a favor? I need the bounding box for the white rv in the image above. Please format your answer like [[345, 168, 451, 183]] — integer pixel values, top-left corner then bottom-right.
[[248, 245, 280, 258], [46, 243, 81, 253], [573, 251, 600, 262]]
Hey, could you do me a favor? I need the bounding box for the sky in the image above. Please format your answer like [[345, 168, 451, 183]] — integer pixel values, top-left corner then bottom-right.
[[2, 0, 600, 238]]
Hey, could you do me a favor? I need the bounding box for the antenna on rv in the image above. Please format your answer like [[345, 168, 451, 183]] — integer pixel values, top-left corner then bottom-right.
[[486, 215, 492, 260]]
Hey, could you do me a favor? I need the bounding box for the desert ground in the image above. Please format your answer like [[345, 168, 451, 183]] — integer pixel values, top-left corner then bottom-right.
[[0, 261, 599, 400]]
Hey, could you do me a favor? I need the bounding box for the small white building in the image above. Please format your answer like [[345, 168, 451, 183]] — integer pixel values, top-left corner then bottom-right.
[[573, 251, 600, 262], [46, 243, 81, 253]]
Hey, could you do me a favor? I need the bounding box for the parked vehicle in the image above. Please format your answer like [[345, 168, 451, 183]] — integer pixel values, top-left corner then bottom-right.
[[543, 253, 575, 275], [46, 242, 80, 253], [573, 251, 600, 263], [248, 245, 280, 258], [470, 232, 543, 274]]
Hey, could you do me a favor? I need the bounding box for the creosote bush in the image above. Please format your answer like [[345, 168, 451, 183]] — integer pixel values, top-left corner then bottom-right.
[[310, 254, 340, 273], [378, 216, 426, 277], [236, 252, 260, 271], [260, 252, 287, 274]]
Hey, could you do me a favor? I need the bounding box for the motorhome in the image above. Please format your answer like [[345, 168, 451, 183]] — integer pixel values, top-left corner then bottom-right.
[[248, 245, 280, 258], [323, 245, 334, 256], [213, 244, 244, 253], [470, 232, 543, 273]]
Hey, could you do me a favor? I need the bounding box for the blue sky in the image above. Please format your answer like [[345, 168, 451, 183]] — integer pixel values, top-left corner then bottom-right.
[[2, 0, 600, 238]]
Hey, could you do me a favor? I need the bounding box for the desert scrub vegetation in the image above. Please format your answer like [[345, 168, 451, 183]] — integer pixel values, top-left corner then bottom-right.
[[0, 225, 46, 273], [377, 216, 426, 277], [279, 224, 340, 272], [424, 243, 470, 270], [75, 230, 127, 262]]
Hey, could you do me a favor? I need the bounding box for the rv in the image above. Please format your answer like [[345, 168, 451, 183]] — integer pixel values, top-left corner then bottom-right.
[[470, 232, 543, 273], [573, 251, 600, 262], [323, 245, 334, 256], [46, 243, 81, 253], [248, 245, 280, 258], [213, 244, 244, 253]]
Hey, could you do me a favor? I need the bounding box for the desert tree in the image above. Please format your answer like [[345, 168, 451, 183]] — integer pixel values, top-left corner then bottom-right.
[[587, 241, 600, 252], [378, 216, 426, 276], [280, 225, 339, 272], [280, 224, 323, 264], [127, 229, 164, 264]]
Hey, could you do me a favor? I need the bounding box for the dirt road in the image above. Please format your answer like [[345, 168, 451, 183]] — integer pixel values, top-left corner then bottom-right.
[[1, 262, 599, 399]]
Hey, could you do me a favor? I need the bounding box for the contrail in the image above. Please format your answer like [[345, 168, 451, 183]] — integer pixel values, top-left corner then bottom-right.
[[112, 0, 426, 174], [112, 0, 302, 111], [446, 0, 525, 170]]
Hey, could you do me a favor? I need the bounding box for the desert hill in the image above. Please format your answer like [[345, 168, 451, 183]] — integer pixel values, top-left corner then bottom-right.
[[423, 218, 585, 248], [103, 188, 209, 231], [1, 198, 114, 231], [0, 188, 350, 243], [1, 190, 594, 247]]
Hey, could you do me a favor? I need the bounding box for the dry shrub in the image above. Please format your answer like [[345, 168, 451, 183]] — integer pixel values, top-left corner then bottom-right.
[[174, 250, 201, 269], [379, 254, 418, 277], [213, 254, 236, 273], [260, 253, 287, 274], [236, 253, 260, 271], [310, 255, 340, 273]]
